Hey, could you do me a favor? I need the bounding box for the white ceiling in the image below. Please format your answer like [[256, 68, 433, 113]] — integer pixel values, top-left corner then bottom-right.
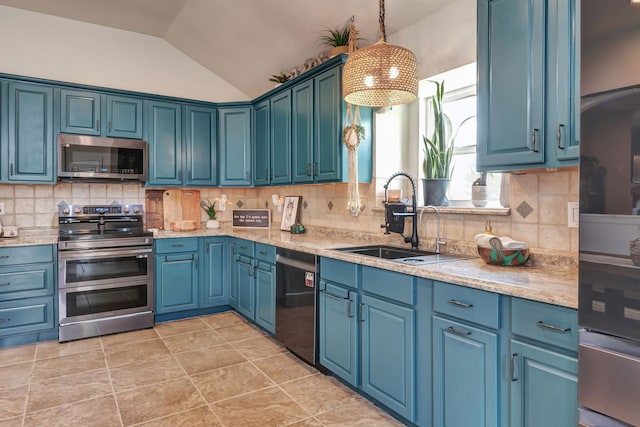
[[0, 0, 451, 98]]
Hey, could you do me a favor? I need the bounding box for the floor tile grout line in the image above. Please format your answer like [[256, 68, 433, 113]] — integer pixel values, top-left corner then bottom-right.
[[101, 337, 126, 427]]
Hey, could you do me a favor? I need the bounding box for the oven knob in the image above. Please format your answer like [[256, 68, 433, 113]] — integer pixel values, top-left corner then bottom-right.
[[73, 207, 81, 214], [62, 208, 70, 215], [123, 207, 130, 214], [133, 207, 140, 214]]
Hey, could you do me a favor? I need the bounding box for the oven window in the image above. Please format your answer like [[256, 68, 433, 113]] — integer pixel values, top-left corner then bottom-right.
[[65, 255, 148, 283], [65, 284, 148, 317]]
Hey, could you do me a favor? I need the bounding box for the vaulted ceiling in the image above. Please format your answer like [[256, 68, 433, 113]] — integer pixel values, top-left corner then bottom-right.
[[0, 0, 451, 98]]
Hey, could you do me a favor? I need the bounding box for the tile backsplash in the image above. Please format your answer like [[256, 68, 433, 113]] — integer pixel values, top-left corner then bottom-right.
[[0, 169, 578, 254]]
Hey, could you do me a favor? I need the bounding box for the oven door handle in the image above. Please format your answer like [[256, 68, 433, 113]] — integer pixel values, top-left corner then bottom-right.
[[59, 247, 153, 260], [59, 280, 151, 293]]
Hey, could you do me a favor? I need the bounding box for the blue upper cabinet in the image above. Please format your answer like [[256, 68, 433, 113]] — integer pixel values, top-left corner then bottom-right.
[[219, 106, 252, 187], [292, 79, 314, 183], [60, 89, 143, 139], [253, 100, 270, 186], [145, 100, 183, 186], [314, 67, 342, 182], [270, 90, 292, 185], [477, 0, 578, 171], [7, 82, 55, 183], [185, 105, 217, 187]]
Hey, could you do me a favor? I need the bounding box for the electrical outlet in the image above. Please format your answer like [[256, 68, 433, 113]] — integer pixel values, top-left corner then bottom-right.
[[568, 202, 579, 228], [0, 202, 5, 215]]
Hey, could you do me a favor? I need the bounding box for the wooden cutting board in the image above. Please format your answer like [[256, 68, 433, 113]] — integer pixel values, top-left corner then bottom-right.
[[163, 189, 183, 231], [162, 189, 201, 231], [181, 190, 201, 229], [145, 189, 165, 230]]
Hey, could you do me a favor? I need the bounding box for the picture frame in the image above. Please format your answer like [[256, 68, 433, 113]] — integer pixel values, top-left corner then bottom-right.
[[280, 196, 302, 231]]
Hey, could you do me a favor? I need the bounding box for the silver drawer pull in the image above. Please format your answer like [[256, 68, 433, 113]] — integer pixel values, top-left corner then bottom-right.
[[0, 282, 10, 287], [536, 321, 571, 333], [447, 326, 471, 336], [0, 318, 10, 323], [448, 299, 473, 309], [0, 256, 9, 259], [171, 244, 184, 248], [510, 353, 518, 381], [259, 250, 267, 255]]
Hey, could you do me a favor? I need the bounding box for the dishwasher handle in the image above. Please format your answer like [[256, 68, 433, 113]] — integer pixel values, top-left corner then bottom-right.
[[276, 254, 316, 272]]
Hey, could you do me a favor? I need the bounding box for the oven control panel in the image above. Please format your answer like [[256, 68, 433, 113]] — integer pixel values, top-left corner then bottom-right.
[[58, 204, 144, 217]]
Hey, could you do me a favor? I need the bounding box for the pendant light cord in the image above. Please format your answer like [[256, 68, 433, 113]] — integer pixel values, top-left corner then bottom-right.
[[378, 0, 386, 42]]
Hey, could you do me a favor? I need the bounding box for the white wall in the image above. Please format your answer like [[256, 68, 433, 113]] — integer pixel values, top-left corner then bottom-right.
[[0, 6, 249, 102]]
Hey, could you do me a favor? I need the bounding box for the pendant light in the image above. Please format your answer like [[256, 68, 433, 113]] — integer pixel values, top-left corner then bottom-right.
[[342, 0, 419, 107]]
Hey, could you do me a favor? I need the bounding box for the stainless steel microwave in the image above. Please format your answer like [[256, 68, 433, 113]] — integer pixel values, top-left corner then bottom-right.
[[57, 133, 147, 182]]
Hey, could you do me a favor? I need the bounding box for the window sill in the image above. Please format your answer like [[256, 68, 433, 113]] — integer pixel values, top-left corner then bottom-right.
[[372, 205, 511, 216]]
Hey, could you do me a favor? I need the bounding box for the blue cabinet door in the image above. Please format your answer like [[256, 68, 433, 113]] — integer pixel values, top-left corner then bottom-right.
[[155, 253, 198, 314], [549, 0, 579, 162], [314, 67, 341, 182], [60, 89, 101, 136], [510, 340, 578, 427], [145, 100, 183, 186], [253, 100, 270, 186], [270, 90, 292, 185], [7, 82, 54, 183], [319, 281, 359, 386], [200, 237, 227, 308], [185, 105, 217, 187], [219, 106, 252, 186], [477, 0, 546, 170], [106, 95, 143, 139], [254, 261, 275, 333], [361, 295, 415, 422], [228, 241, 238, 309], [235, 254, 254, 319], [292, 80, 314, 183], [432, 315, 499, 427]]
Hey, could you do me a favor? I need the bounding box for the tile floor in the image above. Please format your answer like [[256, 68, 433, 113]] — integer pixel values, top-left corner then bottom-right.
[[0, 311, 403, 426]]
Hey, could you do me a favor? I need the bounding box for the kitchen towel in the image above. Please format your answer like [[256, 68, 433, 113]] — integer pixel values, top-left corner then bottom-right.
[[475, 233, 528, 250]]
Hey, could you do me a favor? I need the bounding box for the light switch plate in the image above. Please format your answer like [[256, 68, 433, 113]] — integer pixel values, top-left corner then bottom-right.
[[568, 202, 579, 228]]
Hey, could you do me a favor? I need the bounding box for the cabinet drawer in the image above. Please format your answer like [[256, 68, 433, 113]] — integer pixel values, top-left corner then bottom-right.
[[255, 243, 276, 263], [0, 245, 53, 266], [0, 297, 55, 337], [362, 266, 414, 305], [0, 264, 54, 298], [235, 239, 255, 257], [155, 238, 198, 254], [433, 281, 500, 329], [511, 298, 578, 352], [320, 257, 357, 289]]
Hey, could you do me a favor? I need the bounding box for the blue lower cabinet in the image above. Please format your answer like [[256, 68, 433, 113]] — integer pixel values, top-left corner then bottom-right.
[[155, 253, 198, 314], [234, 254, 254, 319], [254, 260, 275, 333], [200, 237, 228, 308], [361, 295, 415, 421], [432, 315, 499, 427], [0, 297, 55, 337], [319, 281, 359, 386], [510, 340, 578, 427]]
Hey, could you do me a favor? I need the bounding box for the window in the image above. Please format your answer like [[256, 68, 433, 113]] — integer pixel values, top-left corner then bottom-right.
[[421, 64, 501, 205]]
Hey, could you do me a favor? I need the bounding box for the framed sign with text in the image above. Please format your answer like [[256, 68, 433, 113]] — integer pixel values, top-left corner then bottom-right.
[[232, 209, 271, 228]]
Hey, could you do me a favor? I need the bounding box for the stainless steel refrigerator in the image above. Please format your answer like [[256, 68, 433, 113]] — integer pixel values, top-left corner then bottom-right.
[[579, 1, 640, 425]]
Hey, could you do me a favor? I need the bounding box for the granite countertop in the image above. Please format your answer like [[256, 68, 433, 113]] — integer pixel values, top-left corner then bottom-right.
[[3, 225, 577, 309], [154, 225, 579, 309]]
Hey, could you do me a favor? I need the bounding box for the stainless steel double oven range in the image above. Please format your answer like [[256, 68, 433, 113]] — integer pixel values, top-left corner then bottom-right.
[[57, 203, 154, 342]]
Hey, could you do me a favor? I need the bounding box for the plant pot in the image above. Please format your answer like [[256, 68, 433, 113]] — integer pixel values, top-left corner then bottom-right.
[[422, 179, 450, 206], [471, 185, 489, 207], [330, 46, 349, 58], [206, 219, 220, 229]]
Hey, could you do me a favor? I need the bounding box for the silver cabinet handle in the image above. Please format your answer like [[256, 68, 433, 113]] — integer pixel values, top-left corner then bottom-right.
[[530, 128, 539, 152], [557, 124, 565, 149], [0, 318, 10, 323], [96, 119, 100, 131], [510, 353, 518, 381], [447, 326, 471, 336], [258, 250, 267, 255], [0, 256, 8, 259], [108, 121, 112, 133], [0, 282, 10, 286], [448, 299, 473, 309], [306, 163, 311, 176], [536, 321, 571, 333]]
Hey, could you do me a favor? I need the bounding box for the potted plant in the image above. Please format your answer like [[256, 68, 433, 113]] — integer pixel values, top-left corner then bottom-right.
[[422, 80, 475, 206], [200, 200, 219, 229], [268, 72, 291, 87], [318, 21, 357, 57], [471, 172, 489, 207], [343, 123, 365, 146]]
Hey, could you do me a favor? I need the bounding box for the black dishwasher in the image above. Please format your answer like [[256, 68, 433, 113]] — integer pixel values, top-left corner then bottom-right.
[[275, 248, 317, 366]]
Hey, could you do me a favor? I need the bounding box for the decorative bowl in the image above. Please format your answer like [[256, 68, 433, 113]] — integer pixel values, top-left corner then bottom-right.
[[630, 238, 640, 266], [478, 246, 529, 266]]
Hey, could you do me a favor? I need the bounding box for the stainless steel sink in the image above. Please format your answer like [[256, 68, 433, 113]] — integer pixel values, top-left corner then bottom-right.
[[335, 245, 468, 265]]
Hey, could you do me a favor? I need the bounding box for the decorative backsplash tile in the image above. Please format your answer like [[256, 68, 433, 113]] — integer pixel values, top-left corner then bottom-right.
[[516, 201, 534, 219]]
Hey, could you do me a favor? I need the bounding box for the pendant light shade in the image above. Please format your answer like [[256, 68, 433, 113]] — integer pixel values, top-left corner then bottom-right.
[[342, 0, 419, 107]]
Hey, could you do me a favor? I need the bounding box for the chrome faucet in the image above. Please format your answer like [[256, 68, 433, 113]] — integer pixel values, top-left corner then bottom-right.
[[419, 205, 445, 253], [382, 172, 419, 249]]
